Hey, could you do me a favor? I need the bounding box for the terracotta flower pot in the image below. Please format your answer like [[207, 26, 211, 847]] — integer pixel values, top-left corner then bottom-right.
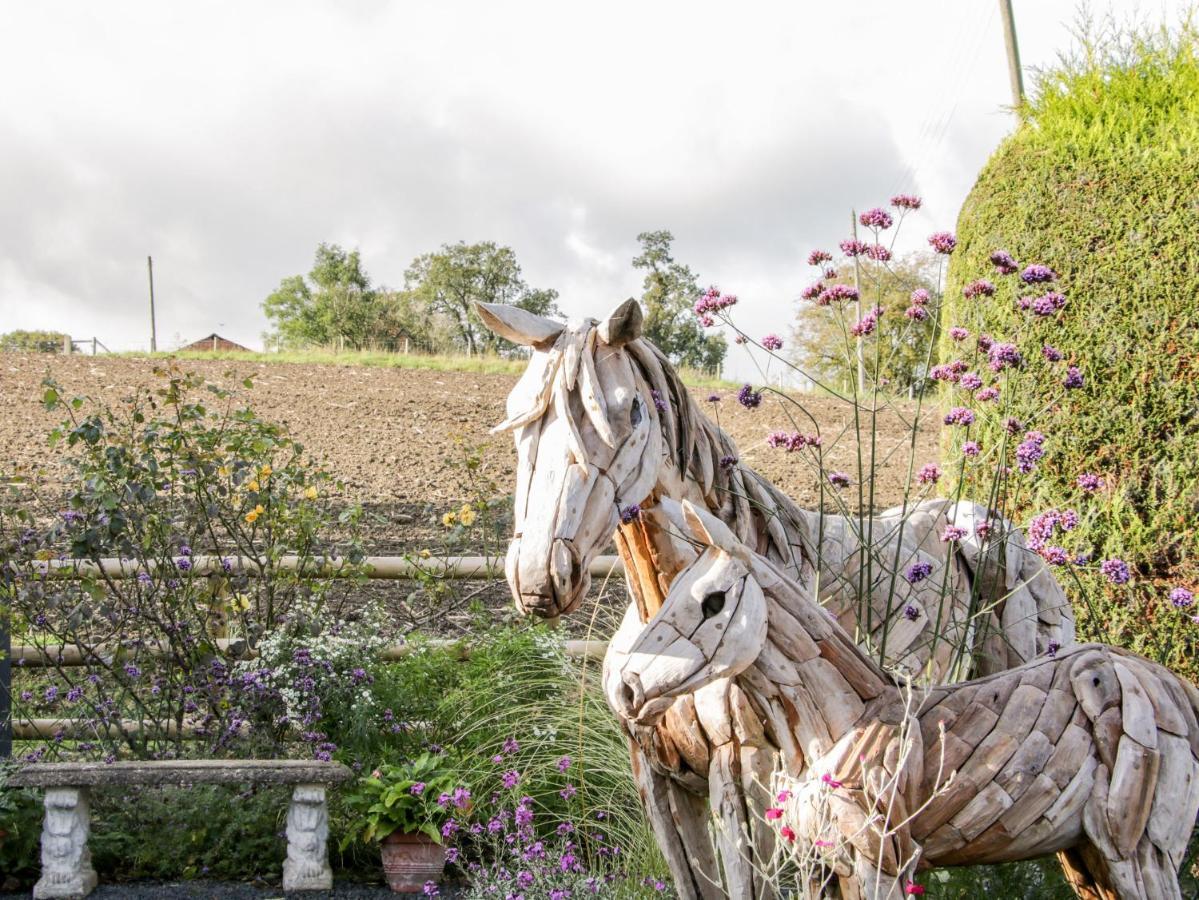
[[380, 831, 446, 894]]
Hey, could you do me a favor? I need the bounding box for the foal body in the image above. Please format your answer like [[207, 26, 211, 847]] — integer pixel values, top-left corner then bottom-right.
[[615, 502, 1199, 899]]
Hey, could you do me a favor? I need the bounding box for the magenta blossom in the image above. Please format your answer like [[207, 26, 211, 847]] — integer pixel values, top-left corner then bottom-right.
[[1020, 264, 1057, 284], [943, 406, 975, 426], [866, 244, 892, 261], [839, 238, 869, 257], [891, 193, 922, 210], [949, 326, 969, 341], [910, 288, 931, 305], [917, 463, 942, 485], [859, 207, 894, 229], [962, 440, 981, 457], [761, 334, 784, 351], [905, 305, 929, 321], [1100, 558, 1131, 585], [928, 231, 957, 254], [1077, 472, 1104, 492], [800, 282, 823, 300], [962, 279, 996, 299], [941, 525, 968, 542], [807, 249, 833, 265], [819, 284, 860, 305], [987, 342, 1023, 372], [989, 250, 1018, 274], [828, 472, 851, 488]]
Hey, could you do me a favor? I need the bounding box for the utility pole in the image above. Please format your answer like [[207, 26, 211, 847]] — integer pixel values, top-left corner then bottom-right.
[[998, 0, 1025, 108], [147, 256, 158, 352], [851, 210, 864, 393]]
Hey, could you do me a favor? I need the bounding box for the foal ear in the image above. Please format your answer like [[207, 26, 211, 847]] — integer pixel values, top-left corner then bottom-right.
[[598, 298, 643, 347], [680, 501, 745, 559], [475, 302, 565, 349]]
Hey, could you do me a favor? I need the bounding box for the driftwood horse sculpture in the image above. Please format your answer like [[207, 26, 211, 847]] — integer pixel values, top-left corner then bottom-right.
[[614, 501, 1199, 900], [477, 299, 1076, 897]]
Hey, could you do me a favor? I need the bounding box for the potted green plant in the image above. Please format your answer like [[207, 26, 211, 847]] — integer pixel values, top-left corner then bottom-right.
[[342, 753, 467, 893]]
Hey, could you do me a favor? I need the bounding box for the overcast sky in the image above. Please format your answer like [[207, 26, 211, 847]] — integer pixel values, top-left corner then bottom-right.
[[0, 1, 1187, 378]]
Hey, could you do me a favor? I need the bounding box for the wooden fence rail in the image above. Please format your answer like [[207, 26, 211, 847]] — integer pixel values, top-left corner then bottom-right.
[[31, 554, 624, 581]]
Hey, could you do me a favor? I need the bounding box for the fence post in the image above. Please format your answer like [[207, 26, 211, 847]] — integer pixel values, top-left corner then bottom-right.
[[1, 614, 11, 758], [62, 335, 72, 355], [92, 338, 98, 356]]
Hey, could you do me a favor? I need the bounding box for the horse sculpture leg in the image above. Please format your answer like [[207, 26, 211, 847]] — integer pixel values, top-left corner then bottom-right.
[[628, 739, 723, 900]]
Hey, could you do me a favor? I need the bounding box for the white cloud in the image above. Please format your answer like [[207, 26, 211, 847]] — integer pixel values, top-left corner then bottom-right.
[[0, 0, 1188, 372]]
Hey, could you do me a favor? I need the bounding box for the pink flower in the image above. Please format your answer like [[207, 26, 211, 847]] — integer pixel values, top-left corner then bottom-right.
[[910, 288, 931, 305], [764, 807, 784, 820], [941, 525, 967, 542], [776, 790, 792, 803], [890, 194, 922, 210], [943, 406, 975, 426], [928, 231, 957, 254], [949, 326, 969, 341], [905, 305, 929, 321], [821, 773, 842, 789], [839, 239, 869, 257], [761, 334, 783, 351], [962, 440, 981, 457], [962, 279, 996, 299], [814, 839, 834, 848], [807, 249, 832, 265], [905, 882, 926, 896], [917, 463, 942, 485], [859, 207, 894, 229], [780, 826, 797, 843]]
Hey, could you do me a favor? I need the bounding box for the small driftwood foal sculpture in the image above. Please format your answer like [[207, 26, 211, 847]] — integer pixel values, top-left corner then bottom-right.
[[614, 501, 1199, 900], [476, 299, 1077, 898]]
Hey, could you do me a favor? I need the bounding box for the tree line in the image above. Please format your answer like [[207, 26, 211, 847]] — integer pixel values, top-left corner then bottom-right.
[[261, 233, 728, 371]]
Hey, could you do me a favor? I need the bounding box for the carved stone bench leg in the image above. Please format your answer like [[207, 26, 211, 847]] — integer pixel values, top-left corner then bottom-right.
[[33, 787, 98, 900], [283, 783, 333, 891]]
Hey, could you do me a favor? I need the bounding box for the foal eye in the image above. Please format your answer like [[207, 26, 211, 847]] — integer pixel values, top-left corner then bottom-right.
[[701, 591, 726, 619], [629, 398, 643, 427]]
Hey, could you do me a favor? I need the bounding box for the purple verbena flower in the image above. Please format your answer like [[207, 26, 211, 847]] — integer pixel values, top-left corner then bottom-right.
[[839, 239, 869, 257], [917, 463, 941, 485], [828, 472, 851, 488], [987, 342, 1023, 372], [818, 284, 860, 305], [1170, 588, 1194, 608], [928, 231, 957, 254], [910, 288, 931, 305], [891, 194, 922, 210], [962, 440, 981, 457], [859, 208, 894, 229], [905, 305, 929, 321], [1100, 558, 1131, 585], [761, 334, 783, 351], [1077, 472, 1104, 493], [962, 279, 996, 299], [1063, 366, 1084, 389], [619, 504, 641, 525], [943, 406, 975, 426], [903, 605, 920, 620], [989, 250, 1018, 275], [904, 562, 933, 584], [1043, 344, 1064, 362], [865, 244, 892, 261], [1020, 264, 1057, 284], [808, 249, 833, 265], [737, 384, 762, 408], [941, 525, 968, 542]]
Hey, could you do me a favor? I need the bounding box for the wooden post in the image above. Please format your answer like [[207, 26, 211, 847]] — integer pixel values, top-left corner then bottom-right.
[[998, 0, 1025, 108], [0, 612, 11, 757], [851, 210, 864, 392], [147, 256, 158, 353], [62, 335, 72, 355], [91, 338, 97, 356]]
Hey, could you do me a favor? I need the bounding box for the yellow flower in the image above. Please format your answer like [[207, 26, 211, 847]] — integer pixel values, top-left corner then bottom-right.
[[247, 480, 260, 492], [419, 549, 431, 559], [442, 511, 457, 527], [228, 593, 252, 612], [259, 464, 272, 478], [303, 485, 319, 500], [458, 504, 477, 527], [245, 504, 264, 524], [217, 465, 231, 477]]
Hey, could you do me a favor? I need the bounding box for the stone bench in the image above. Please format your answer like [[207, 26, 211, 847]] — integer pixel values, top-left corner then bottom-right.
[[8, 759, 353, 898]]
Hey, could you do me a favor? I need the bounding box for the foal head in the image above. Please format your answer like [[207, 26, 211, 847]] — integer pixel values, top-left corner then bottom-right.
[[610, 502, 768, 726], [479, 299, 676, 618]]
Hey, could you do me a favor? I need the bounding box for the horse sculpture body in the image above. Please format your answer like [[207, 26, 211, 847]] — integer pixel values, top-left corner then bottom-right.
[[477, 299, 1077, 897], [615, 501, 1199, 900]]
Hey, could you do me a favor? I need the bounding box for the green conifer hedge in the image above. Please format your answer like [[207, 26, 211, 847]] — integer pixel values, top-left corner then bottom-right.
[[944, 21, 1199, 673]]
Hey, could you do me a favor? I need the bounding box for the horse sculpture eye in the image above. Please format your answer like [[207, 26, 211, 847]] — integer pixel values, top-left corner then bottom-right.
[[701, 591, 726, 619], [630, 398, 642, 427]]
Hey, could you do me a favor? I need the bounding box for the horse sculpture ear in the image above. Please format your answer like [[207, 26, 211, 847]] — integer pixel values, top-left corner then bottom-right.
[[680, 501, 746, 561], [475, 302, 565, 349], [598, 298, 643, 347]]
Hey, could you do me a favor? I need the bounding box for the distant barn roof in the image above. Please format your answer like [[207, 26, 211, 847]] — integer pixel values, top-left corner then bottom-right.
[[180, 333, 252, 353]]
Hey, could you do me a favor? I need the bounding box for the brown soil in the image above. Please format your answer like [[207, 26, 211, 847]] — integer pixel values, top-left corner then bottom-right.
[[0, 353, 938, 518], [0, 354, 939, 635]]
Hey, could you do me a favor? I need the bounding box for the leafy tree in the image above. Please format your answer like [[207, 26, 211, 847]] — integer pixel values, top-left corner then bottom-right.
[[0, 330, 68, 353], [262, 244, 386, 350], [400, 241, 562, 354], [632, 231, 726, 372], [790, 253, 941, 393]]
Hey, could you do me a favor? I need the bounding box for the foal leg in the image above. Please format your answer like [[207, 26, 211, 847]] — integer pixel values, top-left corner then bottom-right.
[[630, 742, 719, 900]]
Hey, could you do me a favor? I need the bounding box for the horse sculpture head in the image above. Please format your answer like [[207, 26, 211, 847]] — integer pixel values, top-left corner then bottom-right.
[[609, 501, 768, 726], [479, 298, 678, 618]]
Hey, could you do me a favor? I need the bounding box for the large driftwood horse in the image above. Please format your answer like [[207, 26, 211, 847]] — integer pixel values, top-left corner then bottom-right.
[[477, 300, 1076, 897], [614, 501, 1199, 900]]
